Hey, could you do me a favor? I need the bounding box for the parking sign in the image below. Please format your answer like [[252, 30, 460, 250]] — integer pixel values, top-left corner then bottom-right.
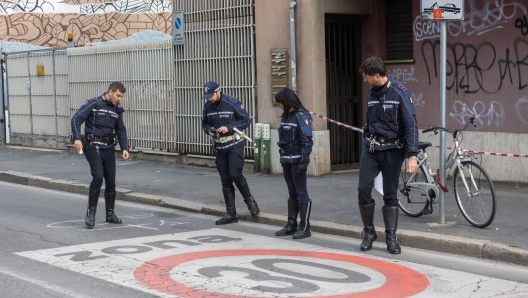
[[173, 10, 184, 45]]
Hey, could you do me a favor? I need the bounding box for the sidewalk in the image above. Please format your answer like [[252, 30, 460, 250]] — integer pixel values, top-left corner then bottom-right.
[[0, 145, 527, 266]]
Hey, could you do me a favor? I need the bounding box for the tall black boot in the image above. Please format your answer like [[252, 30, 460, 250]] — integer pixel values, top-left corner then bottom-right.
[[359, 202, 377, 251], [216, 187, 238, 225], [292, 200, 311, 239], [383, 205, 401, 254], [105, 192, 122, 224], [237, 182, 260, 217], [85, 189, 100, 228], [275, 198, 299, 236]]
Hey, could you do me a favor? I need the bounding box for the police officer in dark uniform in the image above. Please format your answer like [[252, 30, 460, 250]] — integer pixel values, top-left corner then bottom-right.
[[274, 88, 314, 239], [71, 82, 129, 229], [357, 57, 418, 254], [201, 81, 260, 225]]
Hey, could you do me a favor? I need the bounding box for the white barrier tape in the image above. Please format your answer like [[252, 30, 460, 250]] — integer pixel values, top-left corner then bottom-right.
[[308, 111, 527, 158], [308, 111, 364, 133], [433, 145, 528, 158]]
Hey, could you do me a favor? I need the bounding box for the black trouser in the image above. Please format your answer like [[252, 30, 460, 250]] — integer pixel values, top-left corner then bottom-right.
[[84, 145, 116, 192], [282, 163, 309, 202], [215, 144, 247, 188], [357, 145, 404, 206]]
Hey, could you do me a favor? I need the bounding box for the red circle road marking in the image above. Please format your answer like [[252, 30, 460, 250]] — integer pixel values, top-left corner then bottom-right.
[[134, 249, 429, 297]]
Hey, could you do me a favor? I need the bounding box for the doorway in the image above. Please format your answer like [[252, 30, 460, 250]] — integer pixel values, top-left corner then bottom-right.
[[325, 14, 362, 170]]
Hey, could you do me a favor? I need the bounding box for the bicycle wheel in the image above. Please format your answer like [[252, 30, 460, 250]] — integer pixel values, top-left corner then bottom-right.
[[397, 160, 432, 217], [453, 161, 496, 228]]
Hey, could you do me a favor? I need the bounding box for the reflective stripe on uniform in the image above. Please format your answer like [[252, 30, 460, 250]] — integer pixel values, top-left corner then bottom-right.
[[368, 101, 400, 106]]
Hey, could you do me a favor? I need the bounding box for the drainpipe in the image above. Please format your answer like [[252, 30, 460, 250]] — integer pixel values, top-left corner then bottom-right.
[[289, 1, 297, 92], [0, 51, 5, 145]]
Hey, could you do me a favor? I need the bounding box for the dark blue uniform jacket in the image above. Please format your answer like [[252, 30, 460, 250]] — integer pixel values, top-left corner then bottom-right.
[[278, 109, 313, 164], [202, 93, 251, 153], [71, 93, 129, 150], [365, 77, 418, 155]]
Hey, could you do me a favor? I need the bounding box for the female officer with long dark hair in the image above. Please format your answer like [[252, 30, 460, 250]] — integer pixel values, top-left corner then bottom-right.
[[274, 88, 313, 239]]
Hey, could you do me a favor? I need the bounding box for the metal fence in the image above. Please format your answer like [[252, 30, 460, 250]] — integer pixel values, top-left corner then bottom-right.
[[68, 41, 175, 151], [6, 49, 69, 147], [173, 0, 256, 157], [4, 0, 257, 157]]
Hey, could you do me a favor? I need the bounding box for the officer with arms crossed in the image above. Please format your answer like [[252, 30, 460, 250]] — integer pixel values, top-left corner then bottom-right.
[[201, 81, 260, 225], [357, 57, 418, 254], [71, 82, 130, 228]]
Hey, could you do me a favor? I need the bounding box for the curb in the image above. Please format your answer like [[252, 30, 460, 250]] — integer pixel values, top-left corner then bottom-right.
[[1, 170, 527, 267]]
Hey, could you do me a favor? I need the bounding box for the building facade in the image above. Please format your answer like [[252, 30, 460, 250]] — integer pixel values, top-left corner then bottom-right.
[[2, 0, 528, 182]]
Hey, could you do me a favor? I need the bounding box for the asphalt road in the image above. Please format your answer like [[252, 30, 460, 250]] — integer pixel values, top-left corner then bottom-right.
[[1, 181, 527, 297]]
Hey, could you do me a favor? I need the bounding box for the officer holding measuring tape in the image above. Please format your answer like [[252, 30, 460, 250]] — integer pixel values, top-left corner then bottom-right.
[[201, 81, 260, 225]]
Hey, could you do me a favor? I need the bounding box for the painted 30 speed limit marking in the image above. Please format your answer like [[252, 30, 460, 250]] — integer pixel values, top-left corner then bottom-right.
[[15, 229, 429, 297]]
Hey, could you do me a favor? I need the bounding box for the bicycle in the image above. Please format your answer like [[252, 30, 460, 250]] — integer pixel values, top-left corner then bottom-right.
[[397, 117, 497, 228]]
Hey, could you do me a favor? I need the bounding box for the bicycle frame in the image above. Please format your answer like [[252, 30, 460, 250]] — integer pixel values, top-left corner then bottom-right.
[[403, 151, 439, 203], [405, 130, 478, 204], [400, 117, 496, 227]]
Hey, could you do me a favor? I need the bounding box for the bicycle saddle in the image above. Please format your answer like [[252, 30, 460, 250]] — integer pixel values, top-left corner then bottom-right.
[[418, 142, 432, 150]]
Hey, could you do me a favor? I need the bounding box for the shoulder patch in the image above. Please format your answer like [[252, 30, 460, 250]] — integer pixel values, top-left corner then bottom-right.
[[396, 83, 408, 92], [82, 98, 97, 106], [303, 118, 310, 126], [229, 96, 239, 104]]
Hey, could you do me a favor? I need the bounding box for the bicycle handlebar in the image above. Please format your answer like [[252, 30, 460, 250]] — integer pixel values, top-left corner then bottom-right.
[[422, 117, 476, 135], [422, 127, 434, 133]]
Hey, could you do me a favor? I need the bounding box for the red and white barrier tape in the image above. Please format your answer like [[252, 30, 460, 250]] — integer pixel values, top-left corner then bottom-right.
[[308, 111, 364, 133], [433, 145, 528, 158], [309, 110, 528, 158]]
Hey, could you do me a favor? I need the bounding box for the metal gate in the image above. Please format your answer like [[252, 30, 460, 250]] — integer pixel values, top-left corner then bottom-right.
[[325, 14, 362, 170], [5, 49, 69, 148], [68, 41, 175, 151], [173, 0, 256, 158]]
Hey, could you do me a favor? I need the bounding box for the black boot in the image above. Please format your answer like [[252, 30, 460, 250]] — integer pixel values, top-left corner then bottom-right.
[[275, 198, 299, 236], [238, 183, 260, 217], [383, 205, 401, 254], [359, 202, 378, 251], [85, 189, 100, 228], [216, 187, 238, 225], [105, 192, 122, 224], [292, 200, 311, 239]]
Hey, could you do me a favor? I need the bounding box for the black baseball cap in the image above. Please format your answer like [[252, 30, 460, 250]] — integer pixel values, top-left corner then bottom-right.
[[202, 81, 220, 99]]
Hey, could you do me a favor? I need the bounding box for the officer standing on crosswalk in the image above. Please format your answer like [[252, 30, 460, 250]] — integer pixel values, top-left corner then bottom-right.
[[201, 81, 260, 224], [71, 82, 129, 228]]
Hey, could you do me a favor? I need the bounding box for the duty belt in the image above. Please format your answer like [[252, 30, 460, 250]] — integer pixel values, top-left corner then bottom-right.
[[280, 146, 301, 154], [367, 135, 403, 152], [367, 135, 401, 145], [215, 135, 237, 143], [85, 134, 115, 145]]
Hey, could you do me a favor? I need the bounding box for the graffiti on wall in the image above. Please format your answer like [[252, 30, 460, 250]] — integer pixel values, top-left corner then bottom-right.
[[414, 0, 527, 41], [0, 0, 172, 50], [409, 0, 528, 129], [420, 38, 528, 93], [450, 100, 506, 127]]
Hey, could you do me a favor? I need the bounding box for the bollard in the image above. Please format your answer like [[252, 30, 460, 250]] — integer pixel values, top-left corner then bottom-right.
[[262, 124, 271, 174], [253, 123, 262, 173]]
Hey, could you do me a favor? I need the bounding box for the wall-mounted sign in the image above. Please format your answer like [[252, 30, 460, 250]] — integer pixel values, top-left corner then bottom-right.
[[173, 10, 185, 45]]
